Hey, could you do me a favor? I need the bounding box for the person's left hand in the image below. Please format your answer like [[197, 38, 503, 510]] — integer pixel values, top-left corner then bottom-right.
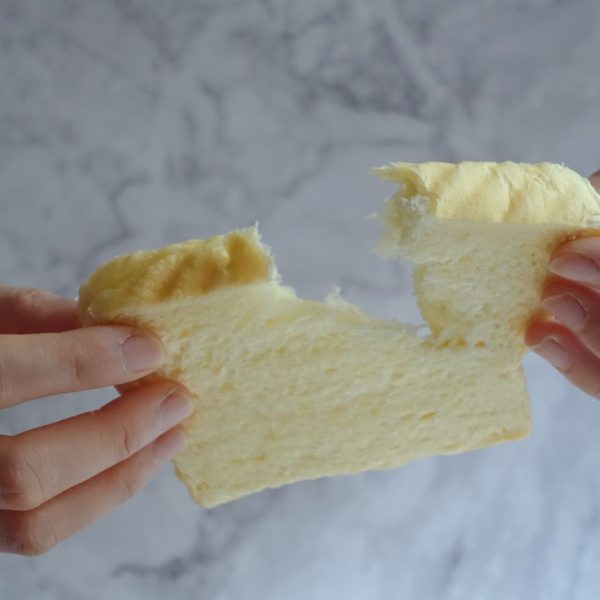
[[526, 170, 600, 398]]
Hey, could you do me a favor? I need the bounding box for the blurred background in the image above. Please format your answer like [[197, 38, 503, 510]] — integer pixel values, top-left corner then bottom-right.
[[2, 1, 600, 598]]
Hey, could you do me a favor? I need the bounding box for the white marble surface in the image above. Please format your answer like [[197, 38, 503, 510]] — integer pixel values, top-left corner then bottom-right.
[[2, 1, 600, 598]]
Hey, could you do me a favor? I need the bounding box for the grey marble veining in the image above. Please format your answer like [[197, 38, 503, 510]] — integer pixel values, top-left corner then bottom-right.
[[2, 1, 600, 598]]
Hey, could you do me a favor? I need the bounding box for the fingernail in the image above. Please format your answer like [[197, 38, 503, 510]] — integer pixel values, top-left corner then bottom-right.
[[159, 391, 194, 432], [542, 294, 587, 331], [154, 429, 187, 462], [550, 254, 600, 284], [532, 337, 571, 371], [120, 334, 165, 373]]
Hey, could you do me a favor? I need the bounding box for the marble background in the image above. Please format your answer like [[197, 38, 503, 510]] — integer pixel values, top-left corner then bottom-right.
[[1, 0, 600, 598]]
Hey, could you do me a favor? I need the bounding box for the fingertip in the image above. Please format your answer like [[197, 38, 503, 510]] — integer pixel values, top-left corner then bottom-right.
[[529, 336, 571, 371], [154, 429, 187, 463], [119, 332, 166, 374], [159, 390, 194, 432], [48, 325, 168, 395], [551, 236, 600, 261]]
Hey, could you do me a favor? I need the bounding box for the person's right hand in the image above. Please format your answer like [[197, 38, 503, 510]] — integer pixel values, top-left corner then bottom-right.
[[0, 286, 193, 556]]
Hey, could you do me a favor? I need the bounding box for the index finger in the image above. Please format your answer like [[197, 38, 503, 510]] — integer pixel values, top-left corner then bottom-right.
[[0, 326, 165, 408], [546, 169, 600, 285], [548, 237, 600, 288], [0, 287, 79, 334]]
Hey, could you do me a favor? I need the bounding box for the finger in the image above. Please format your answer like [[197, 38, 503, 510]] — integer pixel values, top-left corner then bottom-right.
[[0, 381, 193, 510], [548, 167, 600, 284], [540, 277, 600, 357], [525, 317, 600, 399], [547, 236, 600, 288], [0, 429, 185, 556], [589, 168, 600, 192], [114, 382, 137, 395], [0, 286, 79, 334], [0, 326, 165, 408]]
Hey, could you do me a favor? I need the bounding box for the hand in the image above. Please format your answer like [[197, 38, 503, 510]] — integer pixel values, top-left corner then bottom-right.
[[0, 286, 192, 556], [526, 169, 600, 398]]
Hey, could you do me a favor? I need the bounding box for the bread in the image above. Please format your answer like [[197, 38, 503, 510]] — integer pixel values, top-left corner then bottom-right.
[[78, 161, 600, 508]]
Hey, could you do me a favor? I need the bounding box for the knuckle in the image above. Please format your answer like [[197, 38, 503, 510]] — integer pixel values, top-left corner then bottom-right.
[[11, 288, 40, 313], [114, 420, 136, 460], [63, 328, 123, 389], [7, 510, 59, 556], [93, 405, 139, 462], [113, 454, 156, 504], [0, 438, 48, 510], [123, 476, 141, 501], [66, 338, 90, 388]]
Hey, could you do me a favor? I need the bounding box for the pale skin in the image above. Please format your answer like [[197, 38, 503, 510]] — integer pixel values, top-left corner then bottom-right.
[[2, 172, 600, 556], [0, 288, 193, 556], [525, 169, 600, 395]]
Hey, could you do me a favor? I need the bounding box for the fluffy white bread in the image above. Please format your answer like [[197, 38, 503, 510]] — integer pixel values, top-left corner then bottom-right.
[[78, 161, 600, 508]]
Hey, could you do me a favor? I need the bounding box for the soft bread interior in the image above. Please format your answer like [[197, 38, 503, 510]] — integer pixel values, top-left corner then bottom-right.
[[78, 161, 600, 507]]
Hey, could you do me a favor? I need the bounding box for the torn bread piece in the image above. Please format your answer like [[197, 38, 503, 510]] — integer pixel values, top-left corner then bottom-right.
[[78, 161, 600, 507]]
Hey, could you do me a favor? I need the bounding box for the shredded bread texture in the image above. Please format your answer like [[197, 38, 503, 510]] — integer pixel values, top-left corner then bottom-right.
[[78, 161, 600, 507]]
